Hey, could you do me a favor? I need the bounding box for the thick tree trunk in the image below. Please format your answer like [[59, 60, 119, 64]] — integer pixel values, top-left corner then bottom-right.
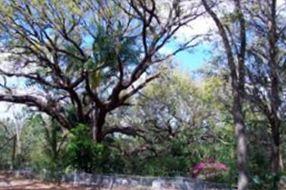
[[233, 95, 248, 190], [269, 116, 282, 189], [201, 1, 248, 189], [92, 110, 106, 143], [268, 1, 282, 188], [270, 117, 281, 169]]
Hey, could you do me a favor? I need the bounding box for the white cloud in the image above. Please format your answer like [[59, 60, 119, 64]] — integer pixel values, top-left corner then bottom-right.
[[277, 0, 285, 7], [175, 15, 215, 41], [175, 0, 286, 41]]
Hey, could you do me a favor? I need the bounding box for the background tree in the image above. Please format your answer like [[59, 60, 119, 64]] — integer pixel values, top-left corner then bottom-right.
[[0, 109, 28, 169], [103, 65, 235, 181], [0, 121, 15, 169], [26, 114, 68, 180], [201, 0, 248, 189], [243, 1, 286, 188]]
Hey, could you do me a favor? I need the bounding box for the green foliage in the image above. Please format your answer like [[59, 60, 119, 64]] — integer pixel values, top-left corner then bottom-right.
[[102, 69, 237, 182], [17, 114, 67, 181], [0, 123, 13, 169], [19, 115, 46, 170], [87, 23, 140, 89], [66, 124, 109, 172], [65, 124, 127, 174]]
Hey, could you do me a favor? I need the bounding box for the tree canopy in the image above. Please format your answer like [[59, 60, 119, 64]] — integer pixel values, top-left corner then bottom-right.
[[0, 1, 286, 190], [0, 0, 200, 142]]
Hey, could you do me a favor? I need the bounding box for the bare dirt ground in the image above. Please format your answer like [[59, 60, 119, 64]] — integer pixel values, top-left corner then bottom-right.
[[0, 172, 101, 190]]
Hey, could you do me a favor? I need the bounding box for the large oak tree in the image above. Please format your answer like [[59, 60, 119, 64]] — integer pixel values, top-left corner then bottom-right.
[[0, 0, 200, 142]]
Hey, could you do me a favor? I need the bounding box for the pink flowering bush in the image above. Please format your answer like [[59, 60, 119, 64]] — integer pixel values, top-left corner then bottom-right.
[[192, 158, 228, 180]]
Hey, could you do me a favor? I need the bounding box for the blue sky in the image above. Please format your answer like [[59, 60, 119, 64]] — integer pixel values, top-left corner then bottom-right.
[[175, 44, 211, 72], [163, 42, 211, 72]]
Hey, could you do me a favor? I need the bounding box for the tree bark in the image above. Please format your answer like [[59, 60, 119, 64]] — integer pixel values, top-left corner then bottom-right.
[[268, 1, 282, 188], [233, 92, 248, 190], [92, 110, 106, 143], [11, 135, 16, 170], [270, 117, 281, 165], [269, 115, 282, 189]]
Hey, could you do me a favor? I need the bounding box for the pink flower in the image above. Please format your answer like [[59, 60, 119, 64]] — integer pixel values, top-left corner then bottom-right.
[[192, 162, 206, 177], [192, 159, 228, 178], [213, 162, 228, 171]]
